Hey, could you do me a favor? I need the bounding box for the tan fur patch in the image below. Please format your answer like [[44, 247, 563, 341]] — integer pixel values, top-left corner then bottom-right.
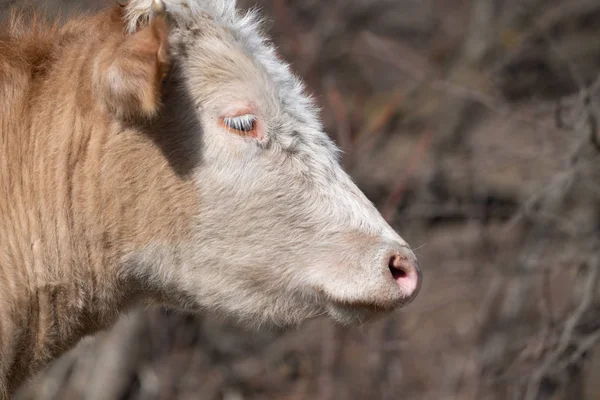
[[0, 6, 198, 396], [93, 7, 171, 120]]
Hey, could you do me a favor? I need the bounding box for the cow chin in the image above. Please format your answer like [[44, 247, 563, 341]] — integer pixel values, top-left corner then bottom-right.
[[312, 276, 418, 326], [321, 284, 421, 326], [324, 301, 398, 325]]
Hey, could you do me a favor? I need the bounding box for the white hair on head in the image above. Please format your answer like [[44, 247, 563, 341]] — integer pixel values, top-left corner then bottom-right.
[[124, 0, 335, 175], [124, 0, 239, 33], [123, 0, 322, 124]]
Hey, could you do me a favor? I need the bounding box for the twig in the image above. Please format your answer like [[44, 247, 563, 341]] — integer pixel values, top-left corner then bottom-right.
[[324, 75, 353, 167], [540, 267, 556, 329], [272, 0, 305, 56], [354, 90, 405, 149], [523, 256, 599, 400], [551, 331, 600, 375], [382, 130, 433, 221], [317, 323, 340, 400], [360, 31, 562, 132]]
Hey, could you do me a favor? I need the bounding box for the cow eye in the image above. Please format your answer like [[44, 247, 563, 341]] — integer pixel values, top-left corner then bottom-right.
[[222, 114, 257, 133]]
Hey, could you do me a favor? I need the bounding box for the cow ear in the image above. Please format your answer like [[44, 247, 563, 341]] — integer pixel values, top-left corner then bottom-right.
[[94, 0, 170, 120]]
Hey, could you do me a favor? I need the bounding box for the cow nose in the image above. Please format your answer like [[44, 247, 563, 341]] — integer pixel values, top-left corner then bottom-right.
[[387, 248, 422, 302]]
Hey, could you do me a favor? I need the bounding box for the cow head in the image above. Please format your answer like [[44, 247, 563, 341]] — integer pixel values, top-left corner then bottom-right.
[[97, 0, 421, 327]]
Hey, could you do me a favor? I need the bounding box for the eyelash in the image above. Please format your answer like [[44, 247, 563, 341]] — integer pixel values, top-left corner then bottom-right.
[[223, 114, 257, 133]]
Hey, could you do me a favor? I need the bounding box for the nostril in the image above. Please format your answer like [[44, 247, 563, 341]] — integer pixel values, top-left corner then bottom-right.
[[389, 255, 409, 280], [386, 250, 422, 303]]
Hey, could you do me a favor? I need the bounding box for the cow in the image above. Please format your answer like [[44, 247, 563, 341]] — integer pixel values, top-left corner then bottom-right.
[[0, 0, 422, 396]]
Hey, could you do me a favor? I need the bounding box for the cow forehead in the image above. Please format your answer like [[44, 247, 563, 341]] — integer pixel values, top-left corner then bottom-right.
[[180, 26, 275, 111], [159, 3, 340, 162]]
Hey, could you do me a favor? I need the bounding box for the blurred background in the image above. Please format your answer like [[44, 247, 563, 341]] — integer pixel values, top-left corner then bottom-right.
[[4, 0, 600, 398]]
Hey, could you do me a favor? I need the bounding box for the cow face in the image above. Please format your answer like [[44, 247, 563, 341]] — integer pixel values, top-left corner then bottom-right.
[[118, 0, 421, 326]]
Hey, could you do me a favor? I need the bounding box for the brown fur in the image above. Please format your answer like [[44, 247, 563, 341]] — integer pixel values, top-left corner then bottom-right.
[[0, 6, 197, 396]]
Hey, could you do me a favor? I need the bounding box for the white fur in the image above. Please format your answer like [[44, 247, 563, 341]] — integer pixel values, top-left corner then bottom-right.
[[122, 0, 420, 327]]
